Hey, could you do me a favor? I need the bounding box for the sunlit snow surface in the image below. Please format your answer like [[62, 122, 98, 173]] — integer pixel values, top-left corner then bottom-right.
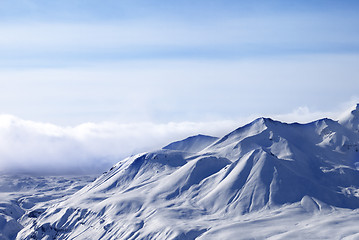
[[4, 105, 359, 239]]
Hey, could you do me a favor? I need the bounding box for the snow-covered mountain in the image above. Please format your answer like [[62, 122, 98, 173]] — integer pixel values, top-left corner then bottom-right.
[[339, 103, 359, 132], [17, 105, 359, 239], [163, 134, 218, 153]]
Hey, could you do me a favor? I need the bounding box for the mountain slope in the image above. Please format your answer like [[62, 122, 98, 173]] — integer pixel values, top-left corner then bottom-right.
[[163, 134, 218, 153], [17, 106, 359, 239]]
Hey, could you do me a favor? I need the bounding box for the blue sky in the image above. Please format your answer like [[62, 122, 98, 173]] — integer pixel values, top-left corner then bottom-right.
[[1, 0, 359, 174], [1, 0, 359, 125]]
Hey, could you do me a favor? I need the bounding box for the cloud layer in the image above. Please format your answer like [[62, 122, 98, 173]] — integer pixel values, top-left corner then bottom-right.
[[0, 1, 358, 176], [0, 103, 355, 175], [1, 13, 358, 64], [0, 115, 240, 175]]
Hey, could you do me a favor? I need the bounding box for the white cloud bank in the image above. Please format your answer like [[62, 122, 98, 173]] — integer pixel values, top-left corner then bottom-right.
[[0, 103, 355, 175], [0, 115, 240, 175]]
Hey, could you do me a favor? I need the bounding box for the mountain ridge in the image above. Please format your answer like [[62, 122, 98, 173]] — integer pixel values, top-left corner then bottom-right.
[[17, 105, 359, 239]]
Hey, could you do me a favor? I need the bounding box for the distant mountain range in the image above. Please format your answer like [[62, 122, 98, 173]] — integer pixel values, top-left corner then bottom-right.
[[17, 104, 359, 239]]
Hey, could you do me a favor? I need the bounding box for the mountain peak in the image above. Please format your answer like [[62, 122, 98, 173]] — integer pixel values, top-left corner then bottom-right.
[[354, 103, 359, 113], [17, 105, 359, 240], [339, 103, 359, 131], [347, 103, 359, 115]]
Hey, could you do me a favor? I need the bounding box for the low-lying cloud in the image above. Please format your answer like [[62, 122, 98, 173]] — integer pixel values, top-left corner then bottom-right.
[[0, 115, 240, 175], [0, 104, 353, 175]]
